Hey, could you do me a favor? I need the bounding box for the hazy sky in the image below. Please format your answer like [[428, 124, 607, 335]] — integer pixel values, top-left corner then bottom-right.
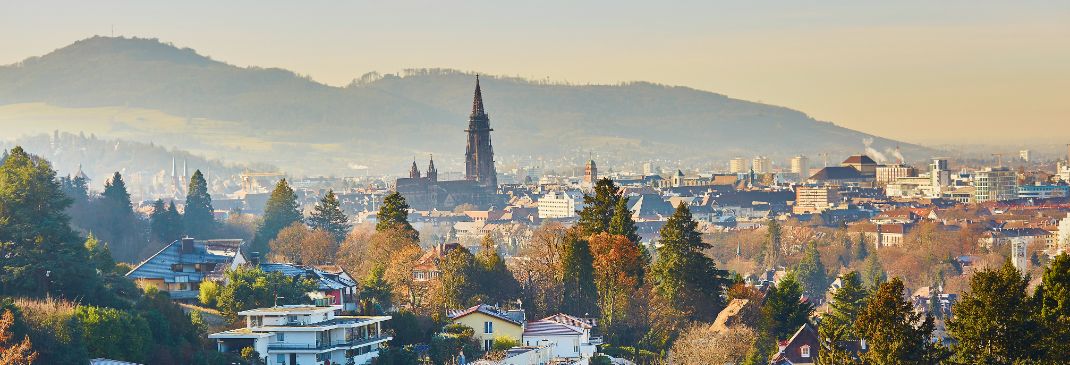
[[2, 1, 1068, 145]]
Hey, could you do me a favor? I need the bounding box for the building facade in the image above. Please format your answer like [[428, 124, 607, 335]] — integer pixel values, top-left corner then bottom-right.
[[790, 155, 809, 177], [209, 305, 391, 365], [974, 167, 1017, 202]]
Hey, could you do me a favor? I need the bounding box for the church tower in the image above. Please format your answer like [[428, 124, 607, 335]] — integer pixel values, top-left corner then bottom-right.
[[427, 155, 438, 182], [465, 76, 497, 190], [409, 158, 421, 179]]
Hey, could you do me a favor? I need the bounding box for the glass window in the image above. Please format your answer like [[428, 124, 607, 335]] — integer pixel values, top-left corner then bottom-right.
[[484, 321, 493, 334], [276, 354, 285, 364], [801, 345, 811, 358], [277, 332, 285, 341]]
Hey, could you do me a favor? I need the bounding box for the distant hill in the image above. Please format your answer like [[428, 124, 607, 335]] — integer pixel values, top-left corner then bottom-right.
[[0, 36, 931, 175]]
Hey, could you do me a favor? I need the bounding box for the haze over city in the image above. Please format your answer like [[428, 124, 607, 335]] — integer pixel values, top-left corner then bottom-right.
[[3, 1, 1068, 144]]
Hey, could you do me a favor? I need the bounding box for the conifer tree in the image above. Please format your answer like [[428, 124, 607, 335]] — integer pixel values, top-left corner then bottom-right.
[[763, 272, 814, 340], [253, 178, 302, 257], [150, 199, 183, 243], [650, 203, 728, 321], [861, 252, 886, 288], [183, 170, 215, 238], [165, 201, 183, 239], [577, 178, 619, 235], [948, 260, 1040, 364], [763, 218, 782, 269], [560, 229, 598, 317], [823, 271, 868, 336], [97, 172, 136, 248], [608, 196, 640, 243], [308, 190, 351, 242], [1036, 254, 1070, 362], [376, 192, 417, 240], [475, 234, 520, 304], [856, 278, 944, 365], [854, 232, 869, 261], [795, 242, 829, 299]]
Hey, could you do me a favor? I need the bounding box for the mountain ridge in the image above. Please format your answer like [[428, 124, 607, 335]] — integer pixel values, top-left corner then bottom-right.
[[0, 36, 932, 175]]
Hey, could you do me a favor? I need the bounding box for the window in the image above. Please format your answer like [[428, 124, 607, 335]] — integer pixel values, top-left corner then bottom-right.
[[800, 345, 811, 358], [484, 321, 493, 334], [484, 339, 493, 350], [276, 354, 285, 364], [276, 332, 285, 341]]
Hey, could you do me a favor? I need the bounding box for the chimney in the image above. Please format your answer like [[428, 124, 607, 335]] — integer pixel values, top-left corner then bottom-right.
[[181, 237, 195, 254]]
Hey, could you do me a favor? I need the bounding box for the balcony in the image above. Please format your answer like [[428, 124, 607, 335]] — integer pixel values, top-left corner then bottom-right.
[[267, 335, 390, 352]]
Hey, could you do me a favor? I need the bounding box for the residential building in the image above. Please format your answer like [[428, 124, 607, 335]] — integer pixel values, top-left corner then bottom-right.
[[494, 345, 554, 365], [448, 304, 525, 351], [412, 243, 461, 282], [930, 158, 951, 196], [729, 158, 748, 173], [257, 263, 359, 311], [853, 223, 911, 249], [793, 186, 838, 214], [974, 167, 1018, 202], [522, 314, 598, 360], [790, 155, 810, 177], [753, 156, 772, 174], [209, 305, 391, 365], [126, 238, 246, 301], [769, 323, 820, 365], [1058, 213, 1070, 255], [538, 190, 584, 219]]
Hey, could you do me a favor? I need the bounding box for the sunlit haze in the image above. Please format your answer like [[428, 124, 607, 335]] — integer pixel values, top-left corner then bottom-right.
[[3, 1, 1067, 145]]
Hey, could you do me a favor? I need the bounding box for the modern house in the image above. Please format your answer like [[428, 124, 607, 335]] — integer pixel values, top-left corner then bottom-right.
[[521, 313, 598, 360], [125, 237, 245, 300], [258, 263, 360, 311], [448, 304, 525, 351], [209, 305, 391, 365]]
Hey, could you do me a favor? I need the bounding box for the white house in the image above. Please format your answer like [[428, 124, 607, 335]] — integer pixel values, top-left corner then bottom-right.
[[521, 314, 598, 360], [209, 305, 391, 365], [538, 190, 585, 219]]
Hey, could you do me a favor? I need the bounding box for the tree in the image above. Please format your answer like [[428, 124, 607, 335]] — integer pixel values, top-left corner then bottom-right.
[[795, 242, 829, 299], [75, 305, 152, 363], [822, 272, 868, 337], [560, 229, 598, 317], [97, 172, 136, 248], [0, 309, 37, 365], [947, 260, 1040, 364], [474, 234, 520, 304], [854, 232, 869, 261], [669, 324, 756, 365], [649, 203, 728, 321], [577, 178, 620, 235], [763, 218, 783, 269], [198, 280, 221, 307], [376, 192, 417, 240], [861, 252, 886, 288], [0, 146, 103, 303], [358, 266, 392, 315], [253, 178, 301, 257], [856, 278, 943, 365], [150, 199, 183, 244], [515, 222, 567, 318], [439, 247, 479, 308], [588, 233, 643, 342], [763, 272, 814, 340], [216, 267, 317, 322], [1036, 253, 1070, 362], [608, 195, 640, 243], [308, 190, 351, 243], [269, 222, 335, 265], [183, 170, 215, 238]]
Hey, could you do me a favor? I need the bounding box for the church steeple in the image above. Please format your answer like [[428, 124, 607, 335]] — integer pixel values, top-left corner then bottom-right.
[[465, 75, 497, 190], [427, 154, 438, 182], [471, 75, 486, 118], [409, 158, 421, 179]]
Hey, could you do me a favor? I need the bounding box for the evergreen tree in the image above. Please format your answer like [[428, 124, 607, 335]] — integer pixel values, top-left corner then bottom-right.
[[861, 252, 886, 288], [608, 195, 640, 243], [650, 203, 729, 321], [165, 202, 182, 240], [560, 229, 598, 316], [577, 178, 619, 235], [308, 190, 351, 243], [854, 232, 869, 261], [1036, 254, 1070, 362], [947, 260, 1040, 364], [823, 271, 868, 337], [183, 170, 215, 238], [763, 272, 814, 340], [856, 278, 944, 365], [763, 218, 782, 269], [253, 178, 302, 257], [376, 191, 417, 240], [149, 199, 182, 243], [0, 146, 102, 302], [475, 234, 520, 304], [795, 242, 829, 299], [96, 172, 136, 251]]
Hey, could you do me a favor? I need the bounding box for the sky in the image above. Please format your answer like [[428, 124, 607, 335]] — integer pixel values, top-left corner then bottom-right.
[[2, 1, 1068, 145]]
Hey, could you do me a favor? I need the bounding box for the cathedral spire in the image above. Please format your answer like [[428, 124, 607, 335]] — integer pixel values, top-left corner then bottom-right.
[[409, 157, 421, 179], [427, 154, 438, 182], [471, 75, 485, 118]]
